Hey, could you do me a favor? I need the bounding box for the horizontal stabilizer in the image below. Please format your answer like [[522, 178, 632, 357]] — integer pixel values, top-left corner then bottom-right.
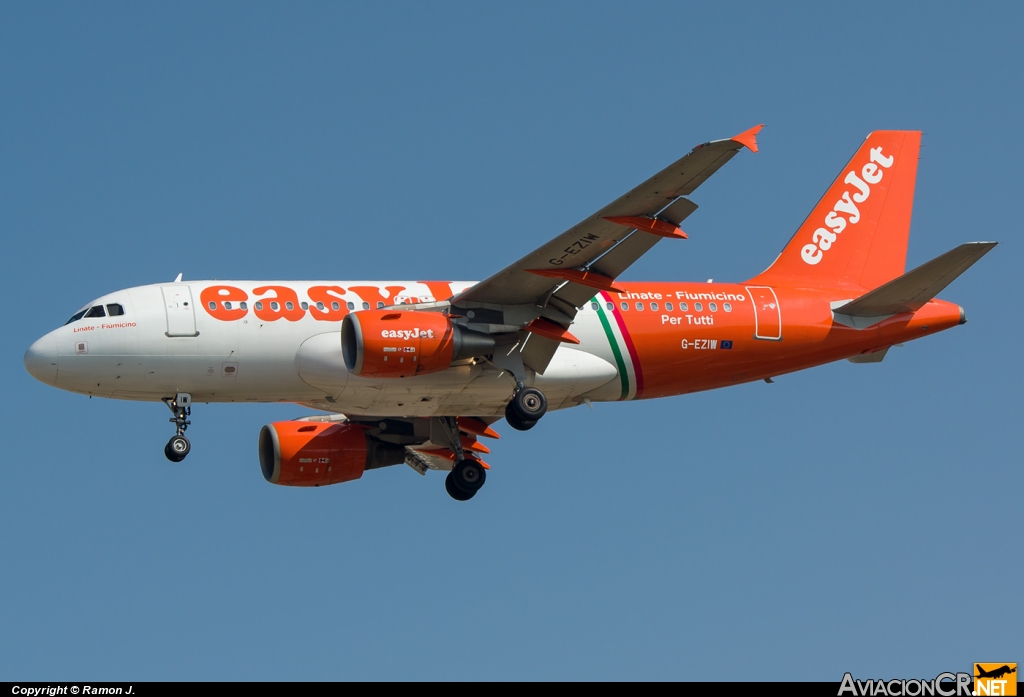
[[848, 347, 889, 363], [832, 242, 996, 328]]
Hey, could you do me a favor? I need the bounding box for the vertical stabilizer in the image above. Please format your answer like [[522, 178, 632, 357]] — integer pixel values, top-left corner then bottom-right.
[[749, 131, 921, 290]]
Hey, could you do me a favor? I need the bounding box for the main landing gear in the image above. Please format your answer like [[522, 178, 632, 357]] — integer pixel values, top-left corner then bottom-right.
[[162, 392, 192, 462], [445, 459, 486, 501], [443, 385, 548, 499], [432, 416, 489, 501], [504, 383, 547, 431]]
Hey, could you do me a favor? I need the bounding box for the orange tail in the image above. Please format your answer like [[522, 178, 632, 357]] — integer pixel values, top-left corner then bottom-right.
[[749, 131, 921, 291]]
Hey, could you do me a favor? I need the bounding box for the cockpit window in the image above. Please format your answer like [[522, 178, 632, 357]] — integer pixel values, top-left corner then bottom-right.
[[106, 303, 125, 316], [64, 309, 88, 325], [84, 305, 106, 318]]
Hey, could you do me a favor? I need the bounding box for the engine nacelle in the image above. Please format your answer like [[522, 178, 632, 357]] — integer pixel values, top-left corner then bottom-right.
[[259, 421, 405, 486], [341, 310, 494, 378]]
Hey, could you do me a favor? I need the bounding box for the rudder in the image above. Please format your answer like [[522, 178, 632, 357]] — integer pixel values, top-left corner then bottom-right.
[[749, 131, 921, 290]]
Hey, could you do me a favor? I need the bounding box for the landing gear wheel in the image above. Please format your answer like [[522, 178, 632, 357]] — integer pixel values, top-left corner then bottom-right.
[[166, 435, 190, 462], [505, 401, 538, 431], [445, 471, 476, 501], [451, 458, 486, 493], [163, 393, 193, 462], [511, 387, 547, 422]]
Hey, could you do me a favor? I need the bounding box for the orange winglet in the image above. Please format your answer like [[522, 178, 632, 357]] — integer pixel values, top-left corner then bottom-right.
[[461, 435, 491, 454], [457, 416, 500, 439], [523, 317, 580, 344], [731, 124, 764, 153], [526, 268, 625, 293], [604, 216, 687, 239]]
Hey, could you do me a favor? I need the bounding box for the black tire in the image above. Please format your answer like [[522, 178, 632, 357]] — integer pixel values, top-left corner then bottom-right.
[[168, 435, 190, 461], [164, 442, 181, 462], [451, 458, 486, 492], [511, 387, 547, 422], [505, 401, 538, 431], [445, 471, 476, 501]]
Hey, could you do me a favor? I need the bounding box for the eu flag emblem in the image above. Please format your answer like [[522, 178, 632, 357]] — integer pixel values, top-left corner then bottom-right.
[[720, 340, 733, 349]]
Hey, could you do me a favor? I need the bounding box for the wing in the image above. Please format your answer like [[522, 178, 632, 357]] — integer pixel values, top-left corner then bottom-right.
[[450, 125, 762, 372], [296, 410, 501, 475]]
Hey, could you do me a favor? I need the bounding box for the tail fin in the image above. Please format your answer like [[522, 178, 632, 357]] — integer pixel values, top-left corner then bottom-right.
[[749, 131, 921, 290]]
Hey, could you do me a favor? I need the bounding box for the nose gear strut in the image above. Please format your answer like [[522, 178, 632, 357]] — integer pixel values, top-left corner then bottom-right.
[[162, 392, 192, 462]]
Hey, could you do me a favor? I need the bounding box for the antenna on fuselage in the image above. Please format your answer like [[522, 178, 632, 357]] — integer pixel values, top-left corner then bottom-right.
[[174, 273, 183, 283]]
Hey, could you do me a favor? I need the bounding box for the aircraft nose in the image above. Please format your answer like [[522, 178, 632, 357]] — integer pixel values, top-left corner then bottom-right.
[[24, 333, 58, 385]]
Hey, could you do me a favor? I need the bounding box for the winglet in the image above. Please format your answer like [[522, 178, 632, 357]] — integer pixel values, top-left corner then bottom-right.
[[731, 124, 764, 153]]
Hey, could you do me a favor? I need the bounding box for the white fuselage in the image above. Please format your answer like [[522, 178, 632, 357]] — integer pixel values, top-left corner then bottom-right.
[[24, 281, 621, 417]]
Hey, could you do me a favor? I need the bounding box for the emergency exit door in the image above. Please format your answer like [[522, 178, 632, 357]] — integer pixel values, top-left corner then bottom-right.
[[745, 286, 782, 341], [162, 285, 198, 337]]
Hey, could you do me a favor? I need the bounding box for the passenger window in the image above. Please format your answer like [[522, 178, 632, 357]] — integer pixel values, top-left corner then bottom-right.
[[240, 302, 247, 310], [651, 302, 658, 311], [347, 302, 355, 310], [285, 301, 294, 311], [724, 303, 732, 312], [106, 303, 125, 316], [224, 301, 233, 310], [680, 302, 688, 311], [270, 301, 280, 311], [300, 301, 308, 311], [316, 302, 325, 311], [208, 301, 217, 310], [606, 303, 614, 311], [64, 309, 88, 325], [255, 302, 263, 310], [709, 302, 717, 312], [85, 305, 105, 318], [376, 301, 385, 309], [666, 302, 673, 311], [620, 302, 628, 311], [331, 302, 340, 311], [591, 302, 599, 311], [362, 302, 370, 310], [636, 302, 643, 311], [694, 302, 703, 312]]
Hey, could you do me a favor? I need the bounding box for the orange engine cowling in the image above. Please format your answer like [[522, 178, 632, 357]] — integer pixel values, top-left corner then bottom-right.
[[258, 421, 406, 487], [341, 310, 494, 378]]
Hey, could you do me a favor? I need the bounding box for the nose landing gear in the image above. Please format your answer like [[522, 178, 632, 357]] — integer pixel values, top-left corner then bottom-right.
[[162, 392, 192, 462]]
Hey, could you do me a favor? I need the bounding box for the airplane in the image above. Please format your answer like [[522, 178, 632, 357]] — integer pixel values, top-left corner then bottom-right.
[[976, 665, 1017, 680], [24, 126, 996, 501]]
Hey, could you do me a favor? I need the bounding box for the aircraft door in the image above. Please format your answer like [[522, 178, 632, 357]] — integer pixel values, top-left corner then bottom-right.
[[162, 285, 199, 337], [745, 286, 782, 341]]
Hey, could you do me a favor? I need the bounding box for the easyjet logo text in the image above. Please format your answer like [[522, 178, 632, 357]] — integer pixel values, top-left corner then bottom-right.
[[381, 328, 435, 340], [801, 146, 894, 266], [198, 283, 454, 323]]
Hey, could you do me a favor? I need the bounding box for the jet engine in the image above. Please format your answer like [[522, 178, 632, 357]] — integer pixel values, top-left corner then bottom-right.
[[259, 420, 406, 486], [341, 310, 494, 378]]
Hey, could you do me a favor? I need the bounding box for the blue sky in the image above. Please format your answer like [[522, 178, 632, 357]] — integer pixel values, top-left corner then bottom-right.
[[2, 2, 1020, 680]]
